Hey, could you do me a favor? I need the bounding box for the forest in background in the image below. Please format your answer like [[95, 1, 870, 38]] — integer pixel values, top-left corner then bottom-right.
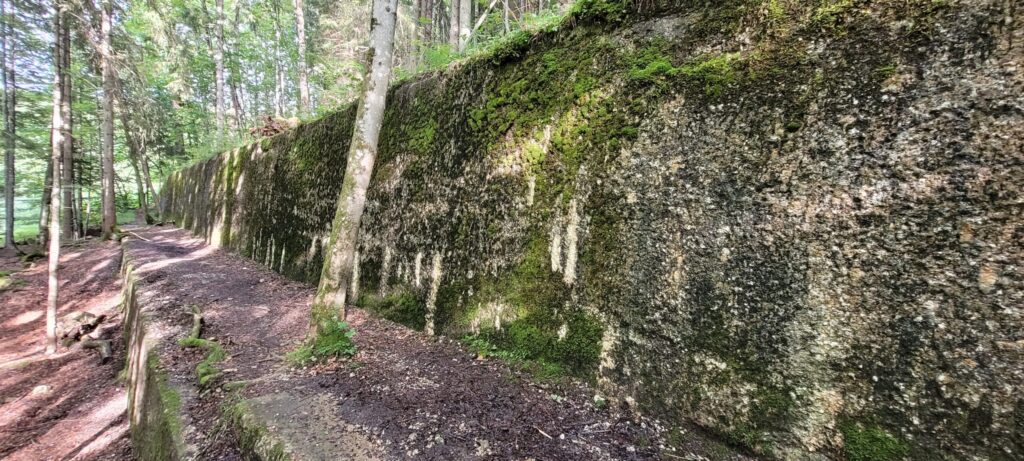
[[0, 0, 570, 246]]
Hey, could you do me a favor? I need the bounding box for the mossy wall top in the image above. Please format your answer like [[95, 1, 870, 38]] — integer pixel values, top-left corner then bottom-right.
[[161, 0, 1024, 458]]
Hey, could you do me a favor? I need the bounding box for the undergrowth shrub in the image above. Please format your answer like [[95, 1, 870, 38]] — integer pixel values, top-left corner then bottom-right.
[[286, 316, 358, 366]]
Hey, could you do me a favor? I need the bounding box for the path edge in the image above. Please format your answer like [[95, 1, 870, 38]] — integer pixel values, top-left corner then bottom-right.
[[120, 240, 192, 460]]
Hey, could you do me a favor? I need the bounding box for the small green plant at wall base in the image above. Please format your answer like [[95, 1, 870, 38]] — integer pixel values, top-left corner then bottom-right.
[[287, 317, 357, 366]]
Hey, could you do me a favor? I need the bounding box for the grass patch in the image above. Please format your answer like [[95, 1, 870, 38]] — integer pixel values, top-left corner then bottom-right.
[[463, 334, 570, 382], [0, 275, 26, 292], [286, 316, 357, 366]]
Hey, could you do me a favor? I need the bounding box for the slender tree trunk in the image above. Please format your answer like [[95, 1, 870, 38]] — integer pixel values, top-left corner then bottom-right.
[[272, 0, 283, 117], [117, 108, 148, 215], [1, 0, 15, 248], [39, 152, 52, 244], [60, 14, 73, 239], [46, 0, 66, 355], [99, 0, 116, 238], [293, 0, 309, 114], [459, 0, 470, 51], [214, 0, 225, 137], [449, 0, 459, 49], [315, 0, 399, 322], [229, 0, 245, 136]]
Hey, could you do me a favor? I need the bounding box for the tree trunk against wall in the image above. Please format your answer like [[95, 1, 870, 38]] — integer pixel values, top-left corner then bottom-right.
[[117, 106, 148, 215], [46, 0, 66, 355], [273, 0, 283, 117], [459, 0, 470, 51], [229, 0, 245, 135], [99, 0, 116, 239], [60, 13, 74, 239], [415, 0, 433, 69], [214, 0, 225, 137], [315, 0, 400, 323], [294, 0, 310, 114], [449, 0, 459, 49], [1, 0, 15, 248], [39, 152, 52, 244]]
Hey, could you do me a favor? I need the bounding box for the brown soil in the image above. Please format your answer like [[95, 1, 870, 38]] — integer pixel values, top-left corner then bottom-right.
[[126, 226, 753, 460], [0, 239, 132, 460]]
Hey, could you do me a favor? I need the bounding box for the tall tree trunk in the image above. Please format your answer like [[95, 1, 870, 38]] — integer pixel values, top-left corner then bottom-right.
[[293, 0, 309, 114], [272, 0, 283, 117], [60, 14, 73, 239], [449, 0, 459, 49], [229, 0, 244, 136], [415, 0, 433, 70], [117, 108, 148, 215], [214, 0, 225, 137], [502, 0, 509, 33], [315, 0, 399, 323], [99, 0, 116, 239], [1, 0, 15, 248], [39, 153, 52, 244], [46, 0, 66, 355], [459, 0, 470, 51]]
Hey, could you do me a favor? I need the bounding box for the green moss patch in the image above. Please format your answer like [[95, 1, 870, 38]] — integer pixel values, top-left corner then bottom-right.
[[357, 289, 426, 331], [457, 236, 604, 377], [841, 422, 910, 461], [179, 337, 228, 388]]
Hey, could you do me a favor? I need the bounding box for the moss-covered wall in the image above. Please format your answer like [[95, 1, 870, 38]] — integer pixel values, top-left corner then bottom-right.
[[162, 0, 1023, 458]]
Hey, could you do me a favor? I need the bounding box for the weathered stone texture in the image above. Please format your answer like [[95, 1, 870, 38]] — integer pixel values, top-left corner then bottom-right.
[[162, 1, 1023, 458]]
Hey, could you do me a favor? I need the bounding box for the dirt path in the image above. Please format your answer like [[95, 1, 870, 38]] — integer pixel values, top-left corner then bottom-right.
[[126, 226, 751, 460], [0, 240, 132, 460]]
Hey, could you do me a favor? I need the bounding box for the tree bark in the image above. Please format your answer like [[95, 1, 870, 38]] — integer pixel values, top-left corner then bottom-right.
[[46, 0, 66, 355], [272, 0, 283, 117], [1, 0, 15, 248], [116, 107, 148, 215], [214, 0, 225, 137], [293, 0, 310, 114], [60, 12, 73, 239], [449, 0, 459, 50], [459, 0, 471, 51], [39, 152, 52, 244], [229, 0, 245, 136], [315, 0, 399, 322], [99, 0, 116, 239]]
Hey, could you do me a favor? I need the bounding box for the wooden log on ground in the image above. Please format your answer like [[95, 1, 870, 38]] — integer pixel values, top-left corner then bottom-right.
[[81, 339, 112, 363], [189, 305, 204, 339]]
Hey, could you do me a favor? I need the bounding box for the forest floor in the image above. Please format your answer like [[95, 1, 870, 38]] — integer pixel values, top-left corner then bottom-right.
[[0, 240, 133, 460], [124, 226, 753, 460]]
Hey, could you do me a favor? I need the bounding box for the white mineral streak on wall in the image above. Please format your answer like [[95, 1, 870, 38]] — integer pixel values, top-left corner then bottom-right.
[[424, 253, 443, 336], [350, 250, 360, 302], [307, 237, 319, 262], [597, 324, 619, 388], [563, 199, 579, 285], [415, 251, 424, 288], [527, 175, 536, 206], [550, 220, 562, 273], [783, 242, 848, 453], [469, 301, 510, 333], [380, 245, 393, 296]]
